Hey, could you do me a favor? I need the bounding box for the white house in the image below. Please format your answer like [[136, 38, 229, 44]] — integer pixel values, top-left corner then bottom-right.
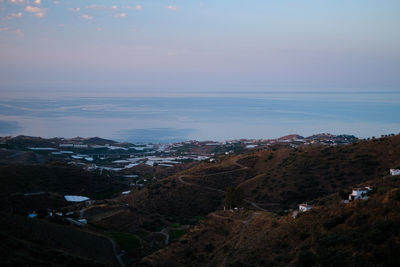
[[299, 203, 312, 212], [349, 187, 371, 201], [390, 169, 400, 176]]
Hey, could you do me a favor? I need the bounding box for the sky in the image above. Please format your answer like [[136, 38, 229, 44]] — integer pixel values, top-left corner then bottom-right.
[[0, 0, 400, 96]]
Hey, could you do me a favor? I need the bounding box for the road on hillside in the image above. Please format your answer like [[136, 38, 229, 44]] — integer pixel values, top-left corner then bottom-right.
[[83, 229, 126, 267], [159, 228, 170, 245], [177, 158, 274, 212], [220, 211, 261, 266]]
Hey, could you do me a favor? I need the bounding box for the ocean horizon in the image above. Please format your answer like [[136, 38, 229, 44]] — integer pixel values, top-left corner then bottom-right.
[[0, 91, 399, 143]]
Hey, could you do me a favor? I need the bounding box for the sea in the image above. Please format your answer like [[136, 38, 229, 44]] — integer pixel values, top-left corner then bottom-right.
[[0, 91, 399, 143]]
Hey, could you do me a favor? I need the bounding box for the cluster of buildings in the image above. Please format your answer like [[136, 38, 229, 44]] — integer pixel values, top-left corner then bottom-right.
[[298, 168, 400, 214], [28, 194, 91, 227]]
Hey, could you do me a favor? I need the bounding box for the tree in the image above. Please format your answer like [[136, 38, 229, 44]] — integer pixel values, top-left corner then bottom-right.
[[224, 186, 244, 209]]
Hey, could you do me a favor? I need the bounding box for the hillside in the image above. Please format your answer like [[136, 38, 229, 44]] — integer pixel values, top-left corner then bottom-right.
[[79, 135, 400, 265], [121, 135, 400, 224], [234, 135, 400, 209], [0, 135, 117, 148], [1, 135, 400, 266], [0, 212, 119, 266], [0, 162, 128, 214], [143, 175, 400, 266]]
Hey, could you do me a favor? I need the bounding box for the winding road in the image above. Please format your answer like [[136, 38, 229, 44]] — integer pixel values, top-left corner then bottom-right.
[[83, 229, 126, 267], [159, 228, 170, 245], [177, 158, 273, 212]]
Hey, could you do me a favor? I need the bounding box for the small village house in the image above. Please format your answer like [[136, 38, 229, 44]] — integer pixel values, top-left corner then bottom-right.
[[299, 203, 312, 212], [349, 187, 371, 201], [390, 169, 400, 176]]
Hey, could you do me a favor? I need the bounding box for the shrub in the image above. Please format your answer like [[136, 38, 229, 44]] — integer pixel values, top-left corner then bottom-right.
[[204, 243, 215, 252], [323, 212, 351, 230], [297, 249, 316, 267]]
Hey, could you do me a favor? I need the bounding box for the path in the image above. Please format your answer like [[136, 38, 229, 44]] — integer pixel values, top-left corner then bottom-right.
[[234, 212, 261, 249], [178, 175, 226, 194], [159, 228, 170, 245], [220, 211, 261, 266], [177, 158, 277, 212], [107, 235, 127, 267], [83, 229, 126, 267], [244, 200, 269, 212]]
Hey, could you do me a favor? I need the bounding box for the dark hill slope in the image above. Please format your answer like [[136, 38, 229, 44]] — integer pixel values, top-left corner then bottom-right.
[[0, 135, 117, 147], [126, 135, 400, 224], [0, 162, 127, 214], [235, 135, 400, 208], [143, 176, 400, 266], [0, 213, 118, 266]]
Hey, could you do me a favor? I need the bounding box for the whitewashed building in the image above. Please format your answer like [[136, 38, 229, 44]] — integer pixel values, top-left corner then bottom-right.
[[390, 169, 400, 176], [349, 187, 371, 201], [299, 203, 312, 212]]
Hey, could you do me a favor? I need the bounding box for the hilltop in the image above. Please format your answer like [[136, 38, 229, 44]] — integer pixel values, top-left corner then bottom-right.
[[0, 135, 117, 148]]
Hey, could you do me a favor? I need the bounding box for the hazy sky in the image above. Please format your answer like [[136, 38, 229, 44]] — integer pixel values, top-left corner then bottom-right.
[[0, 0, 399, 96]]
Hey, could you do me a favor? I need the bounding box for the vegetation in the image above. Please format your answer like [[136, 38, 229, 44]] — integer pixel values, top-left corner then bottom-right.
[[224, 186, 244, 209], [144, 177, 400, 266], [108, 232, 142, 249], [2, 134, 400, 266], [0, 212, 117, 266], [170, 229, 187, 242]]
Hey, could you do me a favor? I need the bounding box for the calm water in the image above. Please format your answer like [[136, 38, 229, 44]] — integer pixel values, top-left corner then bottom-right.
[[0, 92, 399, 143]]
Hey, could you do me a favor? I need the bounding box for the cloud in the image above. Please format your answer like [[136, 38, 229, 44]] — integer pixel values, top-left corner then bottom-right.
[[84, 4, 141, 18], [10, 0, 27, 4], [85, 5, 108, 11], [166, 5, 178, 11], [34, 0, 40, 4], [81, 14, 93, 20], [15, 28, 23, 37], [25, 5, 47, 18], [115, 13, 127, 18], [3, 12, 23, 20], [68, 7, 80, 13], [121, 5, 143, 11], [0, 27, 23, 37]]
